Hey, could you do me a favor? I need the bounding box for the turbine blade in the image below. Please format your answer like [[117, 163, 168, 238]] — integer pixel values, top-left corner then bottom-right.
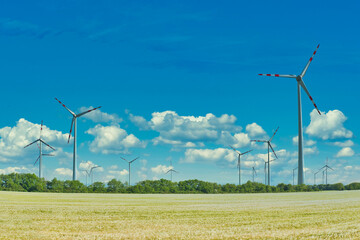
[[300, 44, 320, 78], [240, 149, 253, 156], [250, 140, 267, 143], [269, 126, 279, 142], [24, 139, 40, 148], [258, 74, 296, 78], [269, 143, 278, 159], [129, 157, 139, 163], [34, 156, 40, 166], [40, 140, 55, 151], [120, 157, 129, 163], [54, 98, 76, 116], [299, 79, 321, 115], [328, 166, 334, 171], [42, 153, 54, 156], [318, 166, 326, 171], [68, 117, 75, 143], [77, 106, 102, 117], [229, 145, 241, 155], [40, 120, 43, 139]]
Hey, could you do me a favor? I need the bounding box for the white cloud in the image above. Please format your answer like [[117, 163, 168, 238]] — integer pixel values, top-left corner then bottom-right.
[[332, 140, 354, 148], [129, 113, 149, 130], [0, 166, 29, 175], [304, 146, 319, 155], [109, 169, 128, 176], [54, 168, 72, 176], [109, 165, 118, 170], [217, 131, 250, 148], [292, 136, 316, 147], [336, 147, 355, 158], [86, 124, 146, 154], [0, 118, 68, 161], [182, 148, 237, 164], [305, 109, 353, 140], [79, 106, 122, 123], [130, 111, 242, 146], [79, 161, 101, 171], [151, 164, 172, 174], [344, 166, 352, 170], [245, 123, 266, 138]]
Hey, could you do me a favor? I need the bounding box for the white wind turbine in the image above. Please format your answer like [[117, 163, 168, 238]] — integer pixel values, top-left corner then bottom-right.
[[251, 127, 279, 186], [121, 157, 139, 186], [229, 145, 253, 185], [259, 45, 322, 185], [24, 121, 55, 179], [55, 98, 101, 181]]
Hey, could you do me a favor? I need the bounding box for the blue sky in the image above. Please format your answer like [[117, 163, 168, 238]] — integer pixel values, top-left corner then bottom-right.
[[0, 0, 359, 185]]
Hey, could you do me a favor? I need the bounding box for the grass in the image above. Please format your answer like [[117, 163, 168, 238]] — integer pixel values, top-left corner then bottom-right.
[[1, 191, 360, 239]]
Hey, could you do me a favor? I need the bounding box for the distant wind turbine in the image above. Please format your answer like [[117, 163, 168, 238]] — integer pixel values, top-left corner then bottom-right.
[[258, 45, 322, 185], [251, 166, 257, 182], [293, 167, 298, 185], [229, 145, 253, 185], [24, 121, 55, 178], [251, 127, 279, 186], [121, 157, 139, 186], [319, 158, 333, 185], [55, 98, 101, 181], [166, 159, 178, 181]]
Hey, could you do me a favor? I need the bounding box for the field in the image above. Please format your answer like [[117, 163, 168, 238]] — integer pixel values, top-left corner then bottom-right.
[[1, 191, 360, 239]]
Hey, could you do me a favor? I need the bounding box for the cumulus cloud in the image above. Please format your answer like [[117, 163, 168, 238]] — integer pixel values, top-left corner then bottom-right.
[[246, 123, 266, 138], [305, 109, 353, 140], [336, 147, 355, 158], [54, 168, 72, 176], [0, 118, 68, 161], [217, 131, 250, 148], [86, 124, 146, 154], [129, 111, 242, 146], [151, 165, 173, 174], [332, 140, 354, 148], [182, 148, 237, 164], [0, 166, 29, 174], [292, 136, 317, 147], [79, 106, 122, 123], [304, 146, 319, 155], [79, 161, 101, 171], [109, 169, 128, 176]]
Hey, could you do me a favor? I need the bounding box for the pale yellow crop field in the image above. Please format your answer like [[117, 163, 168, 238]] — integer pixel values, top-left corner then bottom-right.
[[1, 191, 360, 239]]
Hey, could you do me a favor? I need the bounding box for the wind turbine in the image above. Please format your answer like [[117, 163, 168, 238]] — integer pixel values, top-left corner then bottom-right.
[[81, 169, 90, 186], [314, 169, 321, 185], [55, 98, 101, 181], [251, 127, 279, 186], [24, 121, 55, 179], [229, 145, 253, 185], [259, 45, 322, 185], [121, 157, 139, 186], [89, 165, 100, 185], [292, 167, 298, 185], [251, 166, 257, 182], [166, 159, 178, 181], [264, 158, 276, 185], [319, 158, 333, 185]]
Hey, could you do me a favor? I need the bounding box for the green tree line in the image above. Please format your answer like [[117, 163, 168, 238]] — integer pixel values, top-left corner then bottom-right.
[[1, 173, 359, 193]]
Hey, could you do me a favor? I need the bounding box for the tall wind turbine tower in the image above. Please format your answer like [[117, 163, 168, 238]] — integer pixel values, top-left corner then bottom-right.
[[55, 98, 101, 181], [251, 127, 279, 186], [24, 121, 55, 178], [229, 145, 253, 185], [121, 157, 139, 186], [259, 45, 322, 184]]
